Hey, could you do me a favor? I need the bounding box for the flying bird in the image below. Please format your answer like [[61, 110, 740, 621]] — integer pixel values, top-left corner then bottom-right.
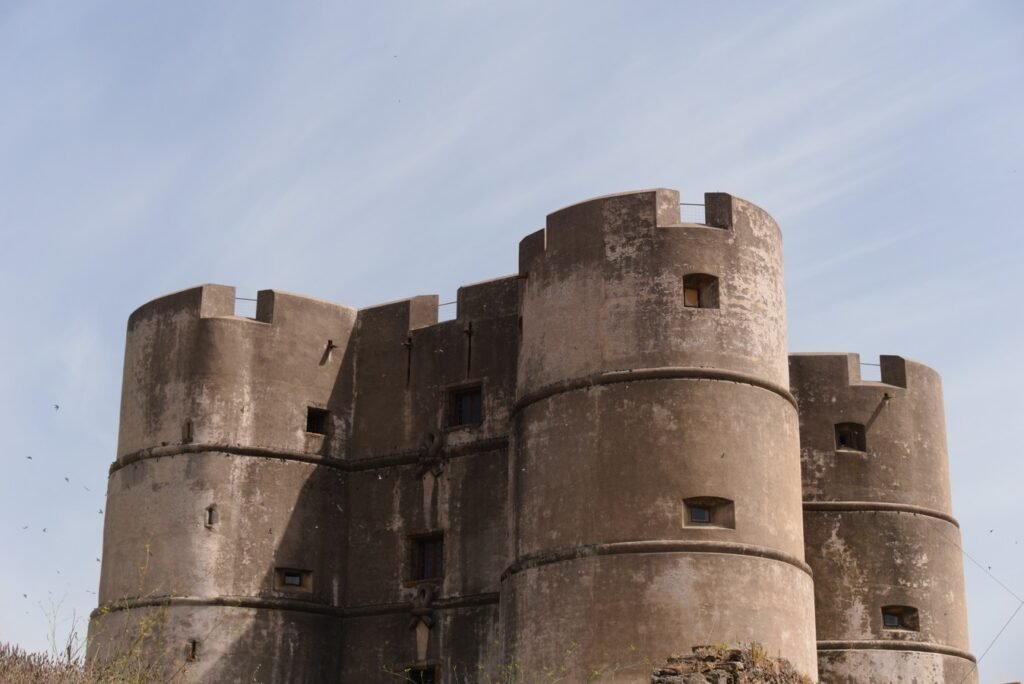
[[26, 456, 32, 460], [64, 477, 70, 482], [54, 404, 59, 411], [42, 528, 46, 533]]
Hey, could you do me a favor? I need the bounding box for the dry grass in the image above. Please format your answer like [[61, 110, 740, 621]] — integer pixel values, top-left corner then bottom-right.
[[0, 642, 93, 684]]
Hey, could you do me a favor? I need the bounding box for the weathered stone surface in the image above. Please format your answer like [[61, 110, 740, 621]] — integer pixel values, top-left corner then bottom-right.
[[651, 645, 811, 684], [87, 189, 976, 683]]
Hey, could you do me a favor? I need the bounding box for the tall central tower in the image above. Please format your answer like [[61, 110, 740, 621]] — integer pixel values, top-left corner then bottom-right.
[[504, 189, 818, 679]]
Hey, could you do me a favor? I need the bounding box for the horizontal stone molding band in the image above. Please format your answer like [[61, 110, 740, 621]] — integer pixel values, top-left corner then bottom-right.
[[513, 366, 798, 414], [344, 591, 500, 619], [817, 640, 976, 662], [90, 591, 499, 620], [803, 501, 959, 527], [111, 436, 509, 475], [501, 539, 811, 581]]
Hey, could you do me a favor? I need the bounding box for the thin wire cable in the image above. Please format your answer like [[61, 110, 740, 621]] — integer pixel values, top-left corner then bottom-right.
[[438, 301, 457, 307], [938, 526, 1022, 603], [959, 601, 1024, 684], [235, 297, 257, 302], [930, 523, 1024, 683]]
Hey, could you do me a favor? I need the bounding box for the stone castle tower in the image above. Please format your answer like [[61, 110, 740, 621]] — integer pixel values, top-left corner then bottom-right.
[[88, 189, 976, 683]]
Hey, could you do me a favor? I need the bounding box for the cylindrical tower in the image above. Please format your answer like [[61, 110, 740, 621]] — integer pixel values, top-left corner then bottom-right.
[[88, 284, 356, 682], [790, 353, 976, 683], [503, 189, 818, 680]]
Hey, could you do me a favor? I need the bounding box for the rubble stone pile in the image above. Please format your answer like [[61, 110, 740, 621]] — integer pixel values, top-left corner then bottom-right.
[[651, 645, 812, 684]]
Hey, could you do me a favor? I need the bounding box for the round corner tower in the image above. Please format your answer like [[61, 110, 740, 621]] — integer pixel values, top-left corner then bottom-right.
[[789, 353, 976, 683], [503, 189, 818, 679], [88, 284, 356, 682]]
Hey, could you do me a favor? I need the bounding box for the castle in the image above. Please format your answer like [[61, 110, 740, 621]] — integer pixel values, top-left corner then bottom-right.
[[88, 189, 976, 683]]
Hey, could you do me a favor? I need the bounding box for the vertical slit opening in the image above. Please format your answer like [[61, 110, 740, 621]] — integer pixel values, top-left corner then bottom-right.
[[404, 335, 413, 389], [464, 321, 473, 377]]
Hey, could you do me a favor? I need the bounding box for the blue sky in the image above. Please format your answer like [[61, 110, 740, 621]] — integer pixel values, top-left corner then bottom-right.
[[1, 1, 1021, 680]]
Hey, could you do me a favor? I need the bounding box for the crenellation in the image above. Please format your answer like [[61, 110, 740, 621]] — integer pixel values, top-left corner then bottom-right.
[[89, 189, 976, 684], [455, 274, 519, 320], [703, 191, 735, 229]]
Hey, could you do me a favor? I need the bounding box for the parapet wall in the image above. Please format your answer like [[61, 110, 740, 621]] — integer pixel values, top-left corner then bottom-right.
[[789, 353, 952, 511], [517, 189, 790, 396], [345, 274, 519, 462], [118, 284, 358, 462]]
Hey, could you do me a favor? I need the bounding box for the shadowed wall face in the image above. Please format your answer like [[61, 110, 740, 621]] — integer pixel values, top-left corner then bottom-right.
[[91, 285, 358, 680]]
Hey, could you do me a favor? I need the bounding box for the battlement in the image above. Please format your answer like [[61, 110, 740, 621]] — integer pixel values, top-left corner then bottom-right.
[[352, 274, 519, 344], [127, 283, 358, 331], [518, 189, 772, 274], [118, 283, 358, 460], [787, 353, 944, 391]]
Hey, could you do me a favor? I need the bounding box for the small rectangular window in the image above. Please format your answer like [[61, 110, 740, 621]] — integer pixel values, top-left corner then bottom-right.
[[682, 274, 720, 309], [683, 497, 736, 529], [204, 506, 216, 528], [306, 407, 329, 434], [835, 423, 867, 451], [275, 568, 312, 591], [447, 386, 482, 427], [881, 605, 919, 631], [689, 505, 711, 523], [187, 639, 198, 662], [411, 534, 444, 581]]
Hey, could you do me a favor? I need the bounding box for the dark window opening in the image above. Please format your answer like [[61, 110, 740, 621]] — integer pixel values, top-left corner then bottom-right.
[[182, 419, 193, 443], [447, 386, 482, 427], [306, 407, 329, 435], [187, 639, 198, 662], [881, 605, 919, 631], [682, 274, 720, 309], [683, 497, 736, 529], [408, 667, 437, 684], [835, 422, 867, 451], [412, 534, 444, 581], [204, 506, 215, 528], [275, 568, 312, 591], [689, 506, 711, 524]]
